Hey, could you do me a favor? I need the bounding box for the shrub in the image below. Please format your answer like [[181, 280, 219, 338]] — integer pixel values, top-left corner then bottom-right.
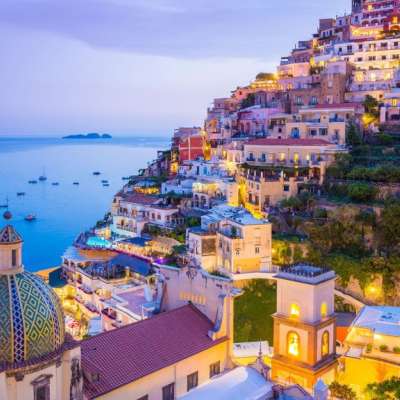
[[393, 346, 400, 354], [380, 344, 389, 352], [347, 183, 377, 203], [366, 343, 373, 353]]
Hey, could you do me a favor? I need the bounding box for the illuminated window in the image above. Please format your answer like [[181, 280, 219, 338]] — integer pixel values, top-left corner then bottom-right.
[[394, 17, 399, 24], [287, 332, 300, 357], [321, 302, 328, 318], [290, 303, 300, 318], [279, 153, 286, 161], [322, 331, 330, 357], [392, 99, 398, 107], [293, 153, 299, 163]]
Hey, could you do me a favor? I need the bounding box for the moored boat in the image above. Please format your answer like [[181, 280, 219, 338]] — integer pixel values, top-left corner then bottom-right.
[[24, 214, 36, 221]]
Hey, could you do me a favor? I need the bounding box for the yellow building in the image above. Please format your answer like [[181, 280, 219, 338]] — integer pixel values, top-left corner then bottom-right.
[[339, 306, 400, 396]]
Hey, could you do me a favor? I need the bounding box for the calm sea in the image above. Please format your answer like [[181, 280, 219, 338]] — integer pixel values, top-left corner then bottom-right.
[[0, 137, 169, 271]]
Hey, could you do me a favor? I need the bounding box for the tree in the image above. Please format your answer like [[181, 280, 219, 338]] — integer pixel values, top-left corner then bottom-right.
[[347, 183, 378, 203], [365, 377, 400, 400], [240, 93, 256, 109], [363, 95, 380, 117], [378, 200, 400, 255], [346, 122, 362, 146], [329, 381, 357, 400]]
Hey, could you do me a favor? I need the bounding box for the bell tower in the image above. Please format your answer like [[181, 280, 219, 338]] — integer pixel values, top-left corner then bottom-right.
[[0, 225, 23, 273], [271, 264, 338, 390]]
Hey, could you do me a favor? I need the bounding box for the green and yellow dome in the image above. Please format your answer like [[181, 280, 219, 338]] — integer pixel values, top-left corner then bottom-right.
[[0, 225, 65, 367]]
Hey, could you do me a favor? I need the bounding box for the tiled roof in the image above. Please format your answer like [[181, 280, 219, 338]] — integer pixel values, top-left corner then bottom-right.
[[246, 138, 332, 147], [82, 304, 227, 399], [120, 192, 160, 205], [0, 225, 22, 244]]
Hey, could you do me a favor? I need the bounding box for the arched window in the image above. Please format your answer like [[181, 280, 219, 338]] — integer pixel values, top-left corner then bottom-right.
[[320, 302, 328, 318], [290, 303, 300, 318], [287, 331, 300, 357], [322, 331, 330, 357]]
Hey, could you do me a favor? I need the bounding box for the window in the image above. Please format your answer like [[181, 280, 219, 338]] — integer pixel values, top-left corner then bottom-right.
[[287, 332, 300, 357], [255, 246, 260, 254], [283, 185, 290, 192], [290, 303, 300, 318], [209, 361, 220, 378], [321, 302, 328, 318], [162, 383, 175, 400], [321, 331, 330, 357], [12, 249, 17, 267], [187, 372, 198, 391], [32, 376, 51, 400]]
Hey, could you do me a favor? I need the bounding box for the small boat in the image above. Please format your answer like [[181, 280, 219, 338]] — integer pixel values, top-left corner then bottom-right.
[[102, 183, 110, 187], [38, 167, 47, 181], [25, 214, 36, 221], [52, 182, 60, 186], [0, 197, 9, 209], [101, 180, 109, 184], [73, 182, 80, 185], [122, 176, 130, 181], [17, 192, 26, 196], [93, 171, 101, 176], [28, 180, 38, 184]]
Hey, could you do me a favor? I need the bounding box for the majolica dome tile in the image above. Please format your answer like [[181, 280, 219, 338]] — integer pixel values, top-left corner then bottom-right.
[[0, 271, 65, 365]]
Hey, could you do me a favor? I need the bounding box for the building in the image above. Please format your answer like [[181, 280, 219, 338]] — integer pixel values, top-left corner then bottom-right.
[[0, 225, 83, 400], [111, 192, 181, 238], [178, 135, 205, 162], [339, 306, 400, 395], [271, 264, 338, 389], [187, 205, 273, 276]]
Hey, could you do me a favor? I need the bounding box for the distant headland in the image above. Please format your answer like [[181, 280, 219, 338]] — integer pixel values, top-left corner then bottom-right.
[[62, 133, 112, 139]]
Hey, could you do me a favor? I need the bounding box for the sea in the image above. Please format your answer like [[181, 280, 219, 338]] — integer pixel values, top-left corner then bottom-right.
[[0, 136, 169, 272]]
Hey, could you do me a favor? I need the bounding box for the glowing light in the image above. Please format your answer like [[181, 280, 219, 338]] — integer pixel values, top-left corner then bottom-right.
[[287, 332, 300, 357], [321, 302, 328, 318], [290, 303, 300, 318]]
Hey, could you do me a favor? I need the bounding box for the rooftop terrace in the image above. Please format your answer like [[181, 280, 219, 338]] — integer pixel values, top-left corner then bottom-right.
[[275, 263, 336, 285]]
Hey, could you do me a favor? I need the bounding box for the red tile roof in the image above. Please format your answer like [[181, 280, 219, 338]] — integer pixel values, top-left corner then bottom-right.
[[246, 138, 332, 146], [120, 192, 160, 205], [82, 304, 227, 399]]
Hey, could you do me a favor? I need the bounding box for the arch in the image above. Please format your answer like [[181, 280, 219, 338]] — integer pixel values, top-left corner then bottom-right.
[[291, 127, 300, 139], [321, 330, 330, 357], [287, 331, 300, 357]]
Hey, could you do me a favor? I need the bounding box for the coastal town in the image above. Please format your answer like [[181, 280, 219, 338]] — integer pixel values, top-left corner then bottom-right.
[[2, 0, 400, 399]]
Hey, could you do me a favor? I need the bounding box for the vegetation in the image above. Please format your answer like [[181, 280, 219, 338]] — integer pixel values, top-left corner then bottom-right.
[[365, 377, 400, 400], [240, 93, 256, 109], [329, 381, 357, 400], [234, 281, 276, 345]]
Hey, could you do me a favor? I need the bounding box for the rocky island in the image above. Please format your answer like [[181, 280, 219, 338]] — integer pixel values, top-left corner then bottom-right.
[[62, 133, 112, 139]]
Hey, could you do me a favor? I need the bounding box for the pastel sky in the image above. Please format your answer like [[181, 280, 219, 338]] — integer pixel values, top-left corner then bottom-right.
[[0, 0, 349, 136]]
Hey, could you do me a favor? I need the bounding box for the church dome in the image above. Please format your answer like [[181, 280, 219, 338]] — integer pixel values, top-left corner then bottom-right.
[[0, 225, 65, 368]]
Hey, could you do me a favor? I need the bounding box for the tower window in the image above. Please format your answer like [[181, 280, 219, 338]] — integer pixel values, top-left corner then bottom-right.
[[290, 303, 300, 318], [287, 331, 300, 358], [322, 331, 330, 357], [12, 249, 17, 267], [321, 302, 328, 318]]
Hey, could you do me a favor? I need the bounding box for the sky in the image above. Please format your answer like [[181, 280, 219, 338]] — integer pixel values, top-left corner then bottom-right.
[[0, 0, 349, 137]]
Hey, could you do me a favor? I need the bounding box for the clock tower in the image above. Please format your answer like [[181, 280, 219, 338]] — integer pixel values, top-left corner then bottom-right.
[[271, 264, 338, 389]]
